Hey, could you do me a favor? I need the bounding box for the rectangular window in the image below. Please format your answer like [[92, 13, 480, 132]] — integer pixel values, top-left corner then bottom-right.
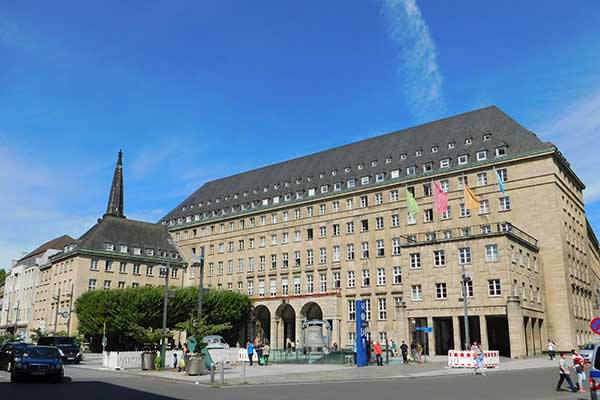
[[105, 260, 113, 272], [459, 247, 471, 264], [319, 204, 326, 215], [458, 176, 468, 189], [259, 256, 266, 271], [282, 253, 289, 268], [248, 280, 254, 296], [282, 232, 289, 244], [410, 253, 421, 269], [258, 279, 265, 297], [361, 242, 369, 258], [411, 285, 422, 301], [88, 279, 97, 291], [435, 283, 447, 299], [346, 198, 354, 210], [307, 249, 314, 265], [307, 228, 314, 240], [295, 230, 301, 242], [407, 214, 416, 225], [392, 238, 401, 255], [442, 205, 451, 220], [90, 259, 99, 271], [360, 195, 368, 208], [295, 209, 301, 219], [376, 240, 385, 257], [332, 201, 340, 212], [307, 206, 313, 217], [477, 172, 488, 186], [390, 190, 399, 202], [423, 183, 432, 196], [434, 250, 445, 267], [347, 221, 355, 234], [499, 196, 511, 211], [364, 299, 371, 321], [375, 193, 383, 205], [348, 300, 356, 321], [295, 251, 301, 267], [271, 254, 277, 270], [347, 271, 356, 288], [378, 298, 387, 320], [497, 168, 508, 182], [320, 273, 327, 292], [362, 269, 370, 287], [393, 266, 401, 284], [103, 280, 111, 290], [333, 271, 341, 289], [377, 267, 386, 285], [458, 155, 468, 165], [119, 262, 127, 273], [333, 224, 340, 236], [282, 279, 289, 296], [485, 244, 499, 262], [307, 275, 314, 294], [375, 217, 384, 229], [488, 279, 502, 296], [347, 244, 355, 260], [479, 199, 490, 214], [320, 226, 327, 237], [270, 279, 277, 296], [459, 203, 471, 217], [333, 246, 340, 262], [424, 209, 433, 222], [440, 179, 450, 192], [391, 214, 400, 227], [319, 247, 327, 264], [477, 150, 487, 161], [440, 159, 450, 168], [133, 264, 140, 274], [293, 276, 301, 294]]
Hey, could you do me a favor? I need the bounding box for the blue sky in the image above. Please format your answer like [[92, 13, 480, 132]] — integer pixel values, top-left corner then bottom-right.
[[1, 0, 600, 266]]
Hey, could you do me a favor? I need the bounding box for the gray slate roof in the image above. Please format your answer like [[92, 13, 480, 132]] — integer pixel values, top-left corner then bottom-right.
[[75, 215, 180, 257], [18, 235, 76, 265], [162, 106, 552, 224]]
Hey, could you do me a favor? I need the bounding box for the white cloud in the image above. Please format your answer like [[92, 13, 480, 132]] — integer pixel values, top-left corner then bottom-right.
[[538, 90, 600, 203], [379, 0, 446, 121]]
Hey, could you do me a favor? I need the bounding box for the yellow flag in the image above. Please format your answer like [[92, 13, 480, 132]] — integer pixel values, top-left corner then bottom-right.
[[464, 185, 480, 210]]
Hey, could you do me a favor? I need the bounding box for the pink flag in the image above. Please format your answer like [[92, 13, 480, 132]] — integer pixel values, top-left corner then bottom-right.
[[434, 182, 448, 214]]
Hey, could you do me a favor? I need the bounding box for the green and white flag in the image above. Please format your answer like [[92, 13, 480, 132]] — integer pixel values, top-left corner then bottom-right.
[[406, 188, 420, 216]]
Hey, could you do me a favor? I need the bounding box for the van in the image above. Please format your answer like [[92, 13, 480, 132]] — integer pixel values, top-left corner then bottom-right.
[[37, 336, 82, 363], [590, 345, 600, 400]]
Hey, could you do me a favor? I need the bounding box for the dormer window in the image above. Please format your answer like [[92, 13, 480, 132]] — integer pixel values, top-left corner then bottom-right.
[[146, 248, 154, 256], [448, 142, 456, 149], [334, 182, 342, 191], [375, 173, 384, 182], [262, 198, 269, 205], [391, 169, 400, 179], [331, 170, 337, 176], [465, 137, 473, 145], [307, 176, 313, 181], [415, 149, 423, 157], [243, 191, 248, 196], [273, 196, 280, 204], [358, 164, 364, 170], [319, 173, 324, 179], [348, 179, 356, 188], [182, 206, 186, 211], [361, 176, 370, 185], [458, 155, 468, 165], [400, 153, 407, 160], [423, 163, 433, 172], [320, 185, 328, 193], [371, 160, 377, 167], [233, 194, 238, 199], [308, 188, 316, 196], [284, 181, 290, 187], [284, 193, 292, 201], [186, 216, 192, 223], [177, 218, 183, 224], [263, 187, 268, 192], [105, 243, 114, 251], [215, 198, 220, 203], [274, 184, 279, 189], [495, 146, 507, 157], [296, 178, 302, 184], [476, 150, 488, 161], [440, 159, 450, 168], [406, 166, 417, 175], [296, 191, 303, 199], [253, 189, 258, 194], [133, 247, 141, 255], [344, 167, 351, 173], [120, 245, 128, 253], [483, 133, 491, 141], [385, 157, 392, 164], [431, 146, 439, 153]]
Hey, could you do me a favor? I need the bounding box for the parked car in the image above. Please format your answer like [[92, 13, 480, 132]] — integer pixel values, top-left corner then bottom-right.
[[580, 342, 599, 363], [37, 336, 82, 363], [0, 342, 30, 372], [10, 345, 63, 383], [201, 335, 229, 349]]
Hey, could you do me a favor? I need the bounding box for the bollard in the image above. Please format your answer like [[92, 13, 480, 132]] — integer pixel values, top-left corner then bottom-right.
[[210, 364, 215, 384], [220, 362, 225, 385], [241, 360, 247, 384]]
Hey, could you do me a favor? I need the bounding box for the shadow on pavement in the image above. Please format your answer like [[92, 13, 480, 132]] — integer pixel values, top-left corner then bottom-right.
[[0, 377, 180, 400]]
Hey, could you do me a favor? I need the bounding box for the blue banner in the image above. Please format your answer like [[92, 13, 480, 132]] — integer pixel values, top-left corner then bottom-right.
[[356, 300, 368, 367]]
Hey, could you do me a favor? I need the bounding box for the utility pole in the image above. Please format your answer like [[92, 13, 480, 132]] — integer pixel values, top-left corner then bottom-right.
[[197, 246, 205, 319], [461, 262, 471, 350], [13, 300, 20, 335], [66, 284, 75, 336], [53, 287, 62, 335], [160, 260, 170, 369]]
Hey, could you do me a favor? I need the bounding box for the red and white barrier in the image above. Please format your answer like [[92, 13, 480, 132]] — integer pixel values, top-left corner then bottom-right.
[[447, 350, 499, 368]]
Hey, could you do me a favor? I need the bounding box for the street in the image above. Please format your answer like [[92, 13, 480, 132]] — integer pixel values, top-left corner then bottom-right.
[[0, 364, 589, 400]]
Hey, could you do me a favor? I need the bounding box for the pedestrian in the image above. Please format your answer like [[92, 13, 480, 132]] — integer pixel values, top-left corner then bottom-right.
[[173, 352, 178, 371], [391, 340, 397, 357], [572, 349, 586, 392], [286, 338, 292, 355], [547, 340, 556, 360], [400, 341, 409, 364], [470, 341, 479, 351], [556, 353, 577, 392], [367, 339, 373, 365], [183, 342, 189, 357], [416, 342, 423, 363], [374, 341, 383, 366], [246, 340, 255, 366], [263, 342, 270, 366], [410, 341, 418, 362], [255, 339, 264, 365], [474, 344, 485, 376]]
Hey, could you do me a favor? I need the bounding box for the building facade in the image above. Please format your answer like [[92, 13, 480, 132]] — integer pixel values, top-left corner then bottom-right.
[[0, 235, 74, 340], [162, 106, 600, 358], [30, 151, 185, 336]]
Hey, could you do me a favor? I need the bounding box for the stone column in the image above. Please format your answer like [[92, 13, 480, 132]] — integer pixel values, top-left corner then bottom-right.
[[270, 319, 278, 349], [296, 317, 303, 349], [479, 315, 489, 350], [452, 315, 461, 351], [525, 317, 534, 356], [427, 316, 435, 356], [507, 296, 526, 358], [277, 319, 285, 350]]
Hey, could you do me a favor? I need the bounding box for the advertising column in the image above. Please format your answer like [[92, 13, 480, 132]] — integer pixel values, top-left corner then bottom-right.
[[356, 300, 368, 367]]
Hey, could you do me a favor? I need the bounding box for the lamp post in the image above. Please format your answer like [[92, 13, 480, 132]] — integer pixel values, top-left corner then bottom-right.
[[461, 262, 471, 350], [13, 301, 20, 335], [191, 246, 205, 319], [53, 287, 62, 335], [160, 260, 170, 370], [66, 284, 75, 336]]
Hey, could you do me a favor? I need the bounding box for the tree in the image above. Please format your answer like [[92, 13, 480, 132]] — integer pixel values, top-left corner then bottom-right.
[[0, 269, 6, 285], [175, 316, 231, 353]]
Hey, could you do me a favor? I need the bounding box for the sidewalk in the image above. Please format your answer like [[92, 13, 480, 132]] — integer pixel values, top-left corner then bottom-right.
[[94, 355, 556, 386]]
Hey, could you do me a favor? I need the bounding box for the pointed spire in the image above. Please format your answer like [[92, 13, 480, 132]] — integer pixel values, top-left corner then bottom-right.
[[105, 150, 125, 218]]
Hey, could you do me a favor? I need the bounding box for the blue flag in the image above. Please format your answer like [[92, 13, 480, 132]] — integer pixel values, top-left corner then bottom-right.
[[496, 170, 505, 193]]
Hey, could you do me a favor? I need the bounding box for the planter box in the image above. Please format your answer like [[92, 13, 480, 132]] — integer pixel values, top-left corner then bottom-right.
[[141, 352, 157, 370], [185, 355, 205, 375]]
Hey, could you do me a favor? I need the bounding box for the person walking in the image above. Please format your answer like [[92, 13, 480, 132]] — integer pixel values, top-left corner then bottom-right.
[[556, 353, 577, 392], [255, 340, 264, 366], [366, 339, 373, 365], [410, 341, 418, 363], [262, 342, 271, 366], [374, 341, 383, 366], [474, 344, 485, 376], [246, 340, 255, 366], [173, 352, 179, 371], [572, 349, 586, 392], [548, 340, 556, 360], [400, 341, 409, 364], [391, 340, 397, 357]]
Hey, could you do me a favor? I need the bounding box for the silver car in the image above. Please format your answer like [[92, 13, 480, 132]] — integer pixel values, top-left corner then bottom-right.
[[580, 342, 599, 363], [201, 335, 229, 349]]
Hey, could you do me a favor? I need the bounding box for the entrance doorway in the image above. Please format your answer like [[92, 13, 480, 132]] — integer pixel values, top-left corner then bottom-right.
[[410, 317, 429, 356], [276, 303, 296, 349], [459, 316, 481, 349], [486, 315, 510, 357], [433, 317, 454, 354], [253, 305, 271, 343]]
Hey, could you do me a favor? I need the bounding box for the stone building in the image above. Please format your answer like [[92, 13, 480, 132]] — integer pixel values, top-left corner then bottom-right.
[[0, 235, 74, 340], [163, 106, 598, 358], [31, 151, 185, 336]]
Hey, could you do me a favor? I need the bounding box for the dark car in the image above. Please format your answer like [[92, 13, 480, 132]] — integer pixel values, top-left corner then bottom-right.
[[0, 342, 30, 372], [37, 336, 82, 363], [11, 345, 63, 383]]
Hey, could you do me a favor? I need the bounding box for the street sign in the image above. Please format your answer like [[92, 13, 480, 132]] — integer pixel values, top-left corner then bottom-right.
[[590, 318, 600, 335], [61, 311, 69, 318], [416, 327, 433, 333]]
